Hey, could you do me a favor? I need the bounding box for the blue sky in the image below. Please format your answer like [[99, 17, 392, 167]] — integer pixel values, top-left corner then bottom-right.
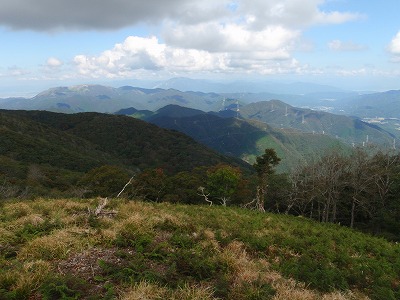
[[1, 0, 400, 96]]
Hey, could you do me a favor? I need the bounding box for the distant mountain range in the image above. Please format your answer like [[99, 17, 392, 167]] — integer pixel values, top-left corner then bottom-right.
[[322, 90, 400, 117], [1, 83, 398, 159], [152, 77, 349, 94], [0, 85, 225, 112], [0, 82, 359, 114], [1, 82, 398, 117]]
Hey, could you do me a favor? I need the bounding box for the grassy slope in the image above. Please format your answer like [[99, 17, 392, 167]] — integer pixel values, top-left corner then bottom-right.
[[1, 198, 399, 300]]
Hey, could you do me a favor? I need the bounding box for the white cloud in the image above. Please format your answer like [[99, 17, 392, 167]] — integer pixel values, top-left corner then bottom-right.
[[72, 35, 310, 78], [164, 22, 299, 54], [328, 40, 367, 52], [315, 11, 363, 25], [236, 0, 362, 29], [388, 31, 400, 62], [73, 36, 224, 77], [335, 68, 368, 77], [73, 36, 167, 78], [46, 57, 63, 68], [7, 66, 30, 77]]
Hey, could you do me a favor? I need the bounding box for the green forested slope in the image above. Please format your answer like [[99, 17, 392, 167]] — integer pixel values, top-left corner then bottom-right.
[[1, 110, 249, 174], [239, 100, 395, 146], [146, 109, 347, 171], [0, 110, 251, 198]]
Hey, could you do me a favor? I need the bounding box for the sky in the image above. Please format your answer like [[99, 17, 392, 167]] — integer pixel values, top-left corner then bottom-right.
[[1, 0, 400, 97]]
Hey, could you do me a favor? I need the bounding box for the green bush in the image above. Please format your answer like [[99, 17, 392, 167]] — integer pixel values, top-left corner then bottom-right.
[[39, 275, 86, 300]]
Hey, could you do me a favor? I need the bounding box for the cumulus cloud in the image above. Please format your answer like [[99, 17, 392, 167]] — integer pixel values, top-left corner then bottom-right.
[[73, 36, 224, 77], [72, 35, 308, 78], [164, 22, 298, 54], [388, 31, 400, 61], [328, 40, 367, 52]]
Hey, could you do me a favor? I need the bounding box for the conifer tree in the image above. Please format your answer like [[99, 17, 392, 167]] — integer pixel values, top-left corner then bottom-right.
[[253, 148, 281, 211]]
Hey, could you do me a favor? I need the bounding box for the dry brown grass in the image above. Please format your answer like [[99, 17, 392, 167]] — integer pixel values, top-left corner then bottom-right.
[[170, 283, 216, 300], [121, 281, 216, 300], [120, 281, 167, 300], [0, 260, 52, 298], [198, 229, 220, 251], [9, 260, 52, 296], [17, 228, 89, 260], [219, 240, 370, 300], [11, 213, 45, 227], [0, 227, 14, 244], [2, 201, 32, 219]]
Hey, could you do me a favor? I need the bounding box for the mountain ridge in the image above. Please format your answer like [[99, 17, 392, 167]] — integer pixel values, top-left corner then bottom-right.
[[0, 109, 252, 177]]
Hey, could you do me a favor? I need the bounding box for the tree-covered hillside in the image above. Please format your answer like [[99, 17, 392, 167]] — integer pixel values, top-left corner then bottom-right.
[[2, 110, 249, 173], [148, 110, 346, 170], [239, 100, 395, 147], [0, 110, 251, 198]]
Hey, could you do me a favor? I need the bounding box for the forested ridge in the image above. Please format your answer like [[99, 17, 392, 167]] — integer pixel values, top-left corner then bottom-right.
[[0, 110, 251, 198]]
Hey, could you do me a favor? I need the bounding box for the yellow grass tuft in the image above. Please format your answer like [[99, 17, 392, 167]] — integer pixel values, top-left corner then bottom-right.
[[199, 229, 220, 251], [18, 228, 89, 260], [154, 212, 186, 229], [0, 227, 14, 243], [171, 283, 215, 300], [221, 240, 261, 283], [13, 213, 45, 227], [0, 259, 53, 297], [3, 202, 32, 219], [114, 213, 152, 232], [120, 281, 167, 300], [12, 260, 53, 294], [117, 201, 158, 220]]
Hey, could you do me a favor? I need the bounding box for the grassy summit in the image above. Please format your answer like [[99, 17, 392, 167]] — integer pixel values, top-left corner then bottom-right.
[[1, 198, 399, 299]]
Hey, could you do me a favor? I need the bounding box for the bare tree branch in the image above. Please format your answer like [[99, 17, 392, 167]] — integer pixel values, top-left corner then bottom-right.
[[94, 197, 108, 216], [197, 186, 213, 206], [116, 176, 134, 198]]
